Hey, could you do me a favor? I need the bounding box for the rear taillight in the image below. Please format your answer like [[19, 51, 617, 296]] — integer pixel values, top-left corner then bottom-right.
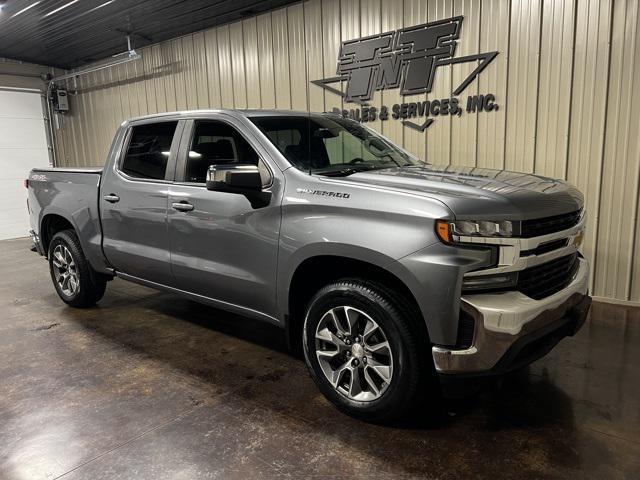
[[23, 179, 29, 188]]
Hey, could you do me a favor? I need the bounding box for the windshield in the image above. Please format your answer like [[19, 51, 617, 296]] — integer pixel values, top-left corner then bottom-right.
[[249, 115, 424, 176]]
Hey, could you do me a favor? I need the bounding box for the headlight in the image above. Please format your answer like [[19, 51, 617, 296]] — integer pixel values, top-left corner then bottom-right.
[[453, 220, 513, 236], [436, 219, 513, 242]]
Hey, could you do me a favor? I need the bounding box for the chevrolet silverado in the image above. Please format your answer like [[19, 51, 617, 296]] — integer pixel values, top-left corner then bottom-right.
[[27, 110, 591, 421]]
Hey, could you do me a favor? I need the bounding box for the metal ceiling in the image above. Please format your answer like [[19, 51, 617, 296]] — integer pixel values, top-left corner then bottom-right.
[[0, 0, 299, 69]]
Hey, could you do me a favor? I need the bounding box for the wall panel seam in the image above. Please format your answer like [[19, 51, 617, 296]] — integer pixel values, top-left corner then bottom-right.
[[319, 0, 326, 112], [564, 0, 579, 181], [624, 1, 640, 300], [501, 0, 512, 169], [242, 20, 249, 108], [474, 0, 482, 169], [591, 0, 616, 297], [286, 6, 293, 109], [270, 13, 277, 107], [531, 0, 543, 174]]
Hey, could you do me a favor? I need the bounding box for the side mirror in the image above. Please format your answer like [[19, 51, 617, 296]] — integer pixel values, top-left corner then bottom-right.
[[206, 164, 262, 192]]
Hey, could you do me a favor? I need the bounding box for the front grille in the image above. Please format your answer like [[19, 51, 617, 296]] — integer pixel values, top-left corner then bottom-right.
[[521, 238, 569, 257], [517, 253, 579, 300], [520, 210, 582, 238]]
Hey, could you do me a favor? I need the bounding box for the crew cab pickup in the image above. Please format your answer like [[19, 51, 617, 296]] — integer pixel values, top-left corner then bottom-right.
[[27, 110, 591, 421]]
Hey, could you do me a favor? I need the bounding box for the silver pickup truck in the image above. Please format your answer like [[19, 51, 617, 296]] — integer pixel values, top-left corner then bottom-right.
[[27, 110, 591, 421]]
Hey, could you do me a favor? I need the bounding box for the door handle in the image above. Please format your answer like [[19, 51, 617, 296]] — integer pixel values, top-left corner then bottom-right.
[[103, 194, 120, 203], [172, 201, 194, 212]]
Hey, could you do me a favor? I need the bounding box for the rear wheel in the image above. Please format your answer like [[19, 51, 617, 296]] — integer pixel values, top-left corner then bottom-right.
[[48, 229, 107, 308], [303, 279, 432, 422]]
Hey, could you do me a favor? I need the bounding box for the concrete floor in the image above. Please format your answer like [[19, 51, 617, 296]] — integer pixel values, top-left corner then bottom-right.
[[0, 237, 639, 480]]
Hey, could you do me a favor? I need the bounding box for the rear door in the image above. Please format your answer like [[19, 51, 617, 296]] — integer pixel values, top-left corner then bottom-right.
[[167, 115, 283, 318], [100, 119, 184, 286]]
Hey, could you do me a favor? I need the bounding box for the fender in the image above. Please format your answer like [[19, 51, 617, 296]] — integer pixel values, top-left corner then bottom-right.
[[39, 205, 110, 274], [278, 239, 491, 345], [277, 241, 428, 320]]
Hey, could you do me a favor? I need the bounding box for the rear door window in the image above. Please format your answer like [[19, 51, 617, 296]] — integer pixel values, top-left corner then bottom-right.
[[121, 121, 178, 180]]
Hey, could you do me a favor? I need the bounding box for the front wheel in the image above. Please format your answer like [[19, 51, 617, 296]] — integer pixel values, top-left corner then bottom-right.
[[303, 279, 431, 422], [48, 229, 106, 308]]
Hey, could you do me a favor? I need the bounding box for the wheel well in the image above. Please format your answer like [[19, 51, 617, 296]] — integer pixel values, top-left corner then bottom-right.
[[287, 256, 424, 353], [41, 214, 74, 253]]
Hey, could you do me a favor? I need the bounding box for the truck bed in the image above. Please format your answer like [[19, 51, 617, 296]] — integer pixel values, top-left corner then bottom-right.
[[28, 166, 107, 273]]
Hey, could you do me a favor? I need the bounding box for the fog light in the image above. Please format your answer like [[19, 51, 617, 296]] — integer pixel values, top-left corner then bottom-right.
[[462, 272, 518, 293]]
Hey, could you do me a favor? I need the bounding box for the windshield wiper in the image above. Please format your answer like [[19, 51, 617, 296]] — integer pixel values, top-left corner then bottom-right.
[[321, 168, 362, 177], [320, 164, 394, 177]]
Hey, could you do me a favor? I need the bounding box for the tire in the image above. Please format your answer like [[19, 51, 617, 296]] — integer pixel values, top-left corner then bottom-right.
[[48, 229, 107, 308], [303, 279, 433, 422]]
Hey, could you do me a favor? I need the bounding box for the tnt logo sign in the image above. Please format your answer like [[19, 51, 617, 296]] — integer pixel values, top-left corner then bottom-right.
[[312, 16, 500, 132]]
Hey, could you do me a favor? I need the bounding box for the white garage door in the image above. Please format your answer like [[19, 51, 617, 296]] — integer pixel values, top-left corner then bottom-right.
[[0, 88, 50, 240]]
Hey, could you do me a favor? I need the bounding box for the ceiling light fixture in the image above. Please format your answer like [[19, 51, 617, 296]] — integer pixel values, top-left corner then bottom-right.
[[44, 0, 78, 17], [50, 49, 141, 84], [92, 0, 115, 11], [10, 1, 41, 18]]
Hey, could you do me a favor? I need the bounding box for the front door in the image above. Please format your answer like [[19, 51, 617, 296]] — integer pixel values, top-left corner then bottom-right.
[[168, 117, 282, 318], [101, 119, 183, 286]]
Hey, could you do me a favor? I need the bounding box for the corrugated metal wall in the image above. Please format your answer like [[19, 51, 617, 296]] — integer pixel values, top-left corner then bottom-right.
[[53, 0, 640, 304], [0, 58, 52, 90]]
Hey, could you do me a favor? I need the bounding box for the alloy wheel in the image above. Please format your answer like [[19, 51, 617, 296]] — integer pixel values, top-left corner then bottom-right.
[[52, 244, 79, 297], [315, 306, 393, 401]]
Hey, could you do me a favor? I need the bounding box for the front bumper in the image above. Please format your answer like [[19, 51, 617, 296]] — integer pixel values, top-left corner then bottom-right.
[[432, 256, 590, 375]]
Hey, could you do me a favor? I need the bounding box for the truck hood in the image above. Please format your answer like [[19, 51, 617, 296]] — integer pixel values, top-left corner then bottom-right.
[[336, 164, 583, 220]]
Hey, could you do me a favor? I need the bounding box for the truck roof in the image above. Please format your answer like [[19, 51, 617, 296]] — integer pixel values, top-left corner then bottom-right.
[[126, 109, 333, 123]]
